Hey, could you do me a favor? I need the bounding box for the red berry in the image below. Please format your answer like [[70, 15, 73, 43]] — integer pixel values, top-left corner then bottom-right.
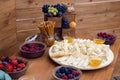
[[10, 56, 15, 61], [29, 43, 36, 48], [12, 69, 17, 72], [21, 63, 25, 68], [6, 64, 13, 72], [68, 74, 73, 79], [72, 71, 80, 76], [60, 74, 68, 79], [22, 46, 29, 51], [103, 33, 107, 36], [17, 63, 25, 69], [0, 64, 4, 70], [21, 58, 25, 63], [29, 48, 36, 52], [11, 60, 18, 66]]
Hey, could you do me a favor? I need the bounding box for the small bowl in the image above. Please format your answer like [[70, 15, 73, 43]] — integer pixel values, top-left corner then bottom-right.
[[19, 41, 47, 58], [53, 65, 82, 80], [0, 57, 28, 79], [63, 36, 74, 43], [8, 60, 28, 79], [104, 36, 116, 45], [93, 39, 105, 44], [97, 32, 116, 45]]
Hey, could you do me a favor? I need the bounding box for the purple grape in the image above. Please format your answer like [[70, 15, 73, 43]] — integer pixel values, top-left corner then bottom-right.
[[46, 12, 53, 17], [62, 17, 69, 28], [54, 4, 67, 14], [57, 12, 63, 17], [42, 4, 50, 13]]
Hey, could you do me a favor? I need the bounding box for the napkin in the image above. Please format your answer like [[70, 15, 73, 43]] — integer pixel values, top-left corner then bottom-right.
[[0, 70, 12, 80]]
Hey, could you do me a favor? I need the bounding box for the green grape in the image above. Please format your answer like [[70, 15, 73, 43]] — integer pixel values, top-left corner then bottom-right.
[[54, 8, 58, 12], [53, 12, 57, 16], [47, 6, 58, 16], [48, 9, 52, 13]]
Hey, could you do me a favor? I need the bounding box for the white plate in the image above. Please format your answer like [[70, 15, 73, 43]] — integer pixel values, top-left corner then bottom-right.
[[49, 41, 114, 70]]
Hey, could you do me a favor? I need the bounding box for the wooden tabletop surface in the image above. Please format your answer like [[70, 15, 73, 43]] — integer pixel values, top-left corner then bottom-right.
[[8, 34, 120, 80]]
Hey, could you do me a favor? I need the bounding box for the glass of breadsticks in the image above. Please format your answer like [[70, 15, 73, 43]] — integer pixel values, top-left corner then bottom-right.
[[38, 21, 55, 46]]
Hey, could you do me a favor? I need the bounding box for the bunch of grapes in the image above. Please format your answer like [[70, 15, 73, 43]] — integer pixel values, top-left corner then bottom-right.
[[97, 32, 116, 45], [62, 17, 69, 28], [42, 4, 67, 17]]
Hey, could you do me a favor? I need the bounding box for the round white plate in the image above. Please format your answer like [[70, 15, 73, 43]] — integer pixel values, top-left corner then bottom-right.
[[49, 45, 114, 70]]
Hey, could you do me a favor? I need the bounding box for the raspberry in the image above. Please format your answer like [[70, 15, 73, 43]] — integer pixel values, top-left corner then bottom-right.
[[0, 64, 4, 69], [72, 71, 80, 76], [21, 58, 25, 63], [68, 74, 73, 79], [17, 63, 25, 69], [22, 46, 29, 51], [60, 74, 68, 79], [10, 56, 15, 61], [6, 64, 13, 72], [11, 60, 18, 66], [29, 43, 36, 48]]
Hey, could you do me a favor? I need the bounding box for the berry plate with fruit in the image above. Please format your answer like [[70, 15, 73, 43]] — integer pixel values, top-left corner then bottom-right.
[[0, 56, 28, 79], [53, 65, 82, 80], [49, 39, 114, 70], [97, 32, 116, 45], [19, 41, 46, 58]]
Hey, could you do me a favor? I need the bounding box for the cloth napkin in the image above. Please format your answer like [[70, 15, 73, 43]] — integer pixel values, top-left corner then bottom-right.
[[0, 70, 12, 80]]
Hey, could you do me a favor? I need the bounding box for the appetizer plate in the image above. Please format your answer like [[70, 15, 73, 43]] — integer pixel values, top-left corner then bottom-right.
[[49, 39, 114, 70]]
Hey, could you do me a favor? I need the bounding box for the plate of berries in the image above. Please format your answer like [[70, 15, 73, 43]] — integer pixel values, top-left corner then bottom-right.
[[97, 32, 116, 45], [0, 56, 28, 79], [19, 41, 47, 58], [53, 65, 82, 80]]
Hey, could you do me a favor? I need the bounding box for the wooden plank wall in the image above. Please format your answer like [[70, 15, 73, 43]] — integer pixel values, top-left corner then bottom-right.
[[0, 0, 16, 56], [16, 0, 120, 41]]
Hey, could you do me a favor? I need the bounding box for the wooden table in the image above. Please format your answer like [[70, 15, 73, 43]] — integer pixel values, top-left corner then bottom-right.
[[5, 34, 120, 80]]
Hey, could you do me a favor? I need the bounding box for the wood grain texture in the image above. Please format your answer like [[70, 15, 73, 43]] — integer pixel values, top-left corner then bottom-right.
[[0, 0, 16, 56], [16, 29, 40, 41], [16, 7, 43, 19], [16, 18, 43, 31], [16, 0, 62, 9], [75, 0, 120, 38]]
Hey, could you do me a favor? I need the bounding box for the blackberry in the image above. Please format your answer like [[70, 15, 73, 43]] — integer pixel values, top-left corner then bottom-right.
[[17, 59, 22, 64], [62, 17, 69, 28], [25, 44, 30, 48], [59, 67, 66, 73]]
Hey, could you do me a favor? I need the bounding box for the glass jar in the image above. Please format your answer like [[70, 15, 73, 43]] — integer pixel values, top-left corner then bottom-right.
[[44, 36, 55, 47]]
